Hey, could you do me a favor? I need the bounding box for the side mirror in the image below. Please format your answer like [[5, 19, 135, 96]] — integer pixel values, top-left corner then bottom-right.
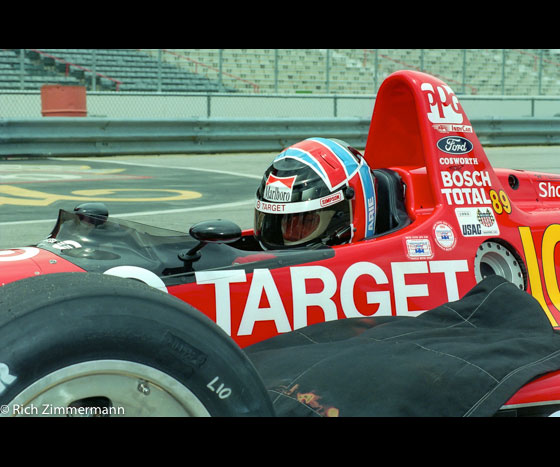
[[179, 219, 242, 262], [189, 219, 242, 244], [74, 202, 109, 226]]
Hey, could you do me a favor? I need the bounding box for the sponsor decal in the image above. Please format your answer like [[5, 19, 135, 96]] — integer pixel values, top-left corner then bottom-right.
[[320, 191, 344, 208], [538, 181, 560, 198], [439, 156, 479, 166], [440, 170, 492, 206], [437, 137, 473, 155], [358, 162, 377, 238], [255, 200, 288, 213], [455, 207, 500, 237], [194, 258, 470, 337], [519, 225, 560, 327], [264, 174, 297, 202], [488, 189, 512, 215], [0, 247, 40, 262], [405, 236, 434, 260], [477, 208, 495, 228], [421, 82, 463, 124], [433, 222, 457, 251], [367, 196, 376, 236], [51, 240, 82, 250], [256, 190, 346, 215], [433, 123, 473, 133]]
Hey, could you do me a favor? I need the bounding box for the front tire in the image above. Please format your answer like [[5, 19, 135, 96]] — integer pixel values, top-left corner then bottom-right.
[[0, 272, 274, 417]]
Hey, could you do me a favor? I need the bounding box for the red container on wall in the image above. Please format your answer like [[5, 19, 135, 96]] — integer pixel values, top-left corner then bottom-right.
[[41, 84, 87, 117]]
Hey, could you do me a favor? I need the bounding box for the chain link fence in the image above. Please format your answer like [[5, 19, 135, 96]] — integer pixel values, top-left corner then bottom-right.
[[167, 49, 560, 96], [1, 49, 560, 118]]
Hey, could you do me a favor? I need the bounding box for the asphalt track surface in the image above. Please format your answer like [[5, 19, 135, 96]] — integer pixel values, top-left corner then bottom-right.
[[1, 146, 560, 249]]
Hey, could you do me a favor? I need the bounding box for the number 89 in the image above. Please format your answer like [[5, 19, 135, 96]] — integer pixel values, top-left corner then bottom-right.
[[490, 189, 511, 214]]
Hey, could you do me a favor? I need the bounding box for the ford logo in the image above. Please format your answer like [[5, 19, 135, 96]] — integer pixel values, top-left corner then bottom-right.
[[437, 136, 473, 155]]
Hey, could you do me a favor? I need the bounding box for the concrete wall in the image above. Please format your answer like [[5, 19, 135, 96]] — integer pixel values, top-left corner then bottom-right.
[[2, 91, 559, 120]]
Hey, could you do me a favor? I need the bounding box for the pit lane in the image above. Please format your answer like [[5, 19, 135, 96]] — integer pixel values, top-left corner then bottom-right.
[[0, 146, 559, 249]]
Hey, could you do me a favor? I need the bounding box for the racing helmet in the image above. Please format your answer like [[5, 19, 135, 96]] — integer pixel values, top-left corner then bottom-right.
[[254, 137, 377, 249]]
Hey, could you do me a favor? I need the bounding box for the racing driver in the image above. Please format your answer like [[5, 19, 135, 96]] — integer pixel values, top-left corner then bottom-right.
[[254, 137, 377, 250]]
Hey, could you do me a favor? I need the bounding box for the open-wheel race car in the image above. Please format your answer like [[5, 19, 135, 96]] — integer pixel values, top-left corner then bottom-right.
[[3, 70, 560, 417]]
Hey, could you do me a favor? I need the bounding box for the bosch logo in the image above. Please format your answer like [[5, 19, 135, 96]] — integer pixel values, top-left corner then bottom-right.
[[437, 137, 473, 155]]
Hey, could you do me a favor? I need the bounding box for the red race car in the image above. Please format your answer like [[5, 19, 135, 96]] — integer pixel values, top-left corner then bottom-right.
[[1, 70, 560, 417]]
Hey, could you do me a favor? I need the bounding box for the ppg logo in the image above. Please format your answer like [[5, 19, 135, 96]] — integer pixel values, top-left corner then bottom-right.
[[437, 136, 473, 155], [421, 82, 463, 124]]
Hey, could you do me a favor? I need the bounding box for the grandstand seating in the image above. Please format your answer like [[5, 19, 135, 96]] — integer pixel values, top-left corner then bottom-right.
[[171, 49, 560, 95], [0, 49, 82, 90], [0, 49, 231, 93], [1, 49, 560, 96]]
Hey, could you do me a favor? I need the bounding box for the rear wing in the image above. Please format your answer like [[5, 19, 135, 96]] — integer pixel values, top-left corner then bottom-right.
[[364, 70, 506, 212]]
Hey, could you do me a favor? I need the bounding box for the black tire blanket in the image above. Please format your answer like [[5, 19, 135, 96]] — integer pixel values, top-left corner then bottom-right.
[[246, 276, 560, 417]]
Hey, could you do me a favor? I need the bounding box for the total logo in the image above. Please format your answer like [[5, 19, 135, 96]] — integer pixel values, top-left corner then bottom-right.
[[440, 170, 493, 206]]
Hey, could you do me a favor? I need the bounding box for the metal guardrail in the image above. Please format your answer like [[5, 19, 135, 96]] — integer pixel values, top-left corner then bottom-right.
[[0, 118, 371, 156], [0, 117, 559, 158], [472, 118, 560, 145]]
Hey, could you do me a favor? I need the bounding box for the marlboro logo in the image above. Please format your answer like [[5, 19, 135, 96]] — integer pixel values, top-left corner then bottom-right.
[[264, 174, 297, 202]]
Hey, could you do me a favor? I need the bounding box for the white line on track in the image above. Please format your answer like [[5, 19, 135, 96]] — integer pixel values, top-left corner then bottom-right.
[[56, 157, 263, 180], [0, 199, 255, 226], [1, 158, 260, 226]]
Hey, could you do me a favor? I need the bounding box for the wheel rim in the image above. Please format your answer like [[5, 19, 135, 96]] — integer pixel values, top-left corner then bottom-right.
[[3, 360, 211, 417], [474, 241, 525, 290]]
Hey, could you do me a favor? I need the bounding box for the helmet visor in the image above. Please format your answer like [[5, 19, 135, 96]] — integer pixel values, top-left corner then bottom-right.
[[254, 202, 348, 249], [281, 211, 320, 243]]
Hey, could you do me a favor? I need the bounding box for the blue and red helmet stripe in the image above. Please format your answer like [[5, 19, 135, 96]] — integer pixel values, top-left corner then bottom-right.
[[274, 138, 361, 191], [269, 137, 377, 243]]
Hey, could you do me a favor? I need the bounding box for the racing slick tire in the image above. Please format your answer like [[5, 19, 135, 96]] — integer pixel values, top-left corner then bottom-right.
[[0, 272, 275, 417]]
